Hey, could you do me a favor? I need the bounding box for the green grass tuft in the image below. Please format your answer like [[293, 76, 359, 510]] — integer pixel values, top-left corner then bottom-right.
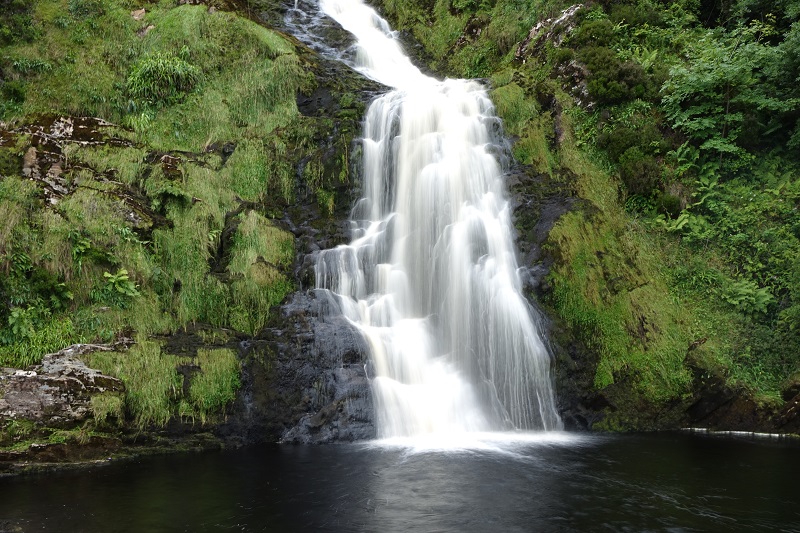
[[189, 348, 240, 423], [85, 340, 181, 428]]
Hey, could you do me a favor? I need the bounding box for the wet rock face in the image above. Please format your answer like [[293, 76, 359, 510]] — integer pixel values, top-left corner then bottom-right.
[[272, 292, 375, 444], [6, 116, 130, 206], [221, 291, 375, 444], [214, 16, 383, 444], [0, 346, 125, 428]]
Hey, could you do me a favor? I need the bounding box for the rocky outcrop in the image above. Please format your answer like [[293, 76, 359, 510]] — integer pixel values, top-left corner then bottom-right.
[[276, 295, 375, 443], [514, 5, 592, 109], [514, 4, 583, 63], [0, 344, 126, 428], [686, 369, 800, 434]]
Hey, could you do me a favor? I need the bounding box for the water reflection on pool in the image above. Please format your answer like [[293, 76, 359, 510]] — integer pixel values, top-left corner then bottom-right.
[[1, 432, 798, 532]]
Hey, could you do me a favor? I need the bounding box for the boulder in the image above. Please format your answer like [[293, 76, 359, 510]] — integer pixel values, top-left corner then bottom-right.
[[0, 345, 125, 428]]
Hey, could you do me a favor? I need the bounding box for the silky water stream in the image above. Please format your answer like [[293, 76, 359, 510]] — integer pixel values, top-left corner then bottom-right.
[[309, 0, 560, 442]]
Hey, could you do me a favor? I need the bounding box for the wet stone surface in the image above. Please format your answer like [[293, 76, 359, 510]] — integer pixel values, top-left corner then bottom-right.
[[220, 291, 375, 444]]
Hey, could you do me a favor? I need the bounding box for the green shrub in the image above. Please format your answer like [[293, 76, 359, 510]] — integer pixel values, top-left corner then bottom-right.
[[1, 81, 26, 104], [0, 0, 36, 46], [597, 124, 664, 163], [572, 19, 616, 48], [654, 192, 682, 217], [619, 147, 661, 196], [552, 47, 575, 65], [451, 0, 481, 12], [579, 46, 650, 105], [11, 58, 52, 75], [609, 3, 664, 27], [721, 278, 774, 315], [91, 269, 140, 309]]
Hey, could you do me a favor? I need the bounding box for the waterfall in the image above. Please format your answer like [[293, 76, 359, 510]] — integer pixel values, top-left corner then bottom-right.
[[313, 0, 562, 438]]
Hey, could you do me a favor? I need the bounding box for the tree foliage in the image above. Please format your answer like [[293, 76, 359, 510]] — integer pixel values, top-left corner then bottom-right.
[[661, 21, 799, 169]]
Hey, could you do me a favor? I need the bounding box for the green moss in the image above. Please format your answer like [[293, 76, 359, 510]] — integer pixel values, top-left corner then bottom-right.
[[222, 139, 271, 202], [492, 82, 538, 133]]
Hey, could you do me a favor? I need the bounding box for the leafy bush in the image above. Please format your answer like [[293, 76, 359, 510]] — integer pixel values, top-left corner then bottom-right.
[[0, 317, 78, 368], [451, 0, 482, 11], [619, 147, 661, 196], [127, 53, 202, 106], [572, 19, 616, 48], [91, 269, 140, 309], [1, 81, 25, 104], [0, 259, 74, 324], [653, 192, 682, 217], [597, 124, 664, 163], [11, 58, 52, 75], [0, 0, 36, 46], [721, 278, 775, 315], [661, 24, 796, 168], [609, 3, 664, 27], [578, 46, 650, 105]]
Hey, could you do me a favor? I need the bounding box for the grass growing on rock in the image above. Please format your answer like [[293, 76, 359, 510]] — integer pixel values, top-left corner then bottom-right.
[[544, 107, 693, 416], [85, 340, 181, 428], [90, 391, 125, 426], [0, 0, 355, 439], [188, 348, 240, 424], [0, 1, 309, 362], [85, 340, 241, 428]]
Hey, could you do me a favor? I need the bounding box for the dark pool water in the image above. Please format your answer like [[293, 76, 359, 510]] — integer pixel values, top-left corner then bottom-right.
[[0, 432, 798, 532]]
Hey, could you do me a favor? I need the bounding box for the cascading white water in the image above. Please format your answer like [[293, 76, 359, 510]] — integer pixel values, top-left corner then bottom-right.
[[314, 0, 562, 438]]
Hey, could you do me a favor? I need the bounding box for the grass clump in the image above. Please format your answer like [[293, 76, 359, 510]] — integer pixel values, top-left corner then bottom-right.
[[85, 340, 181, 428], [85, 342, 241, 427], [0, 317, 79, 368], [188, 348, 240, 423], [227, 211, 294, 334], [90, 392, 124, 426], [126, 51, 202, 107]]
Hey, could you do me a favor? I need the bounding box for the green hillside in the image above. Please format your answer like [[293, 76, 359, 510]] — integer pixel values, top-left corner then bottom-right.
[[373, 0, 800, 427], [0, 0, 362, 440]]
